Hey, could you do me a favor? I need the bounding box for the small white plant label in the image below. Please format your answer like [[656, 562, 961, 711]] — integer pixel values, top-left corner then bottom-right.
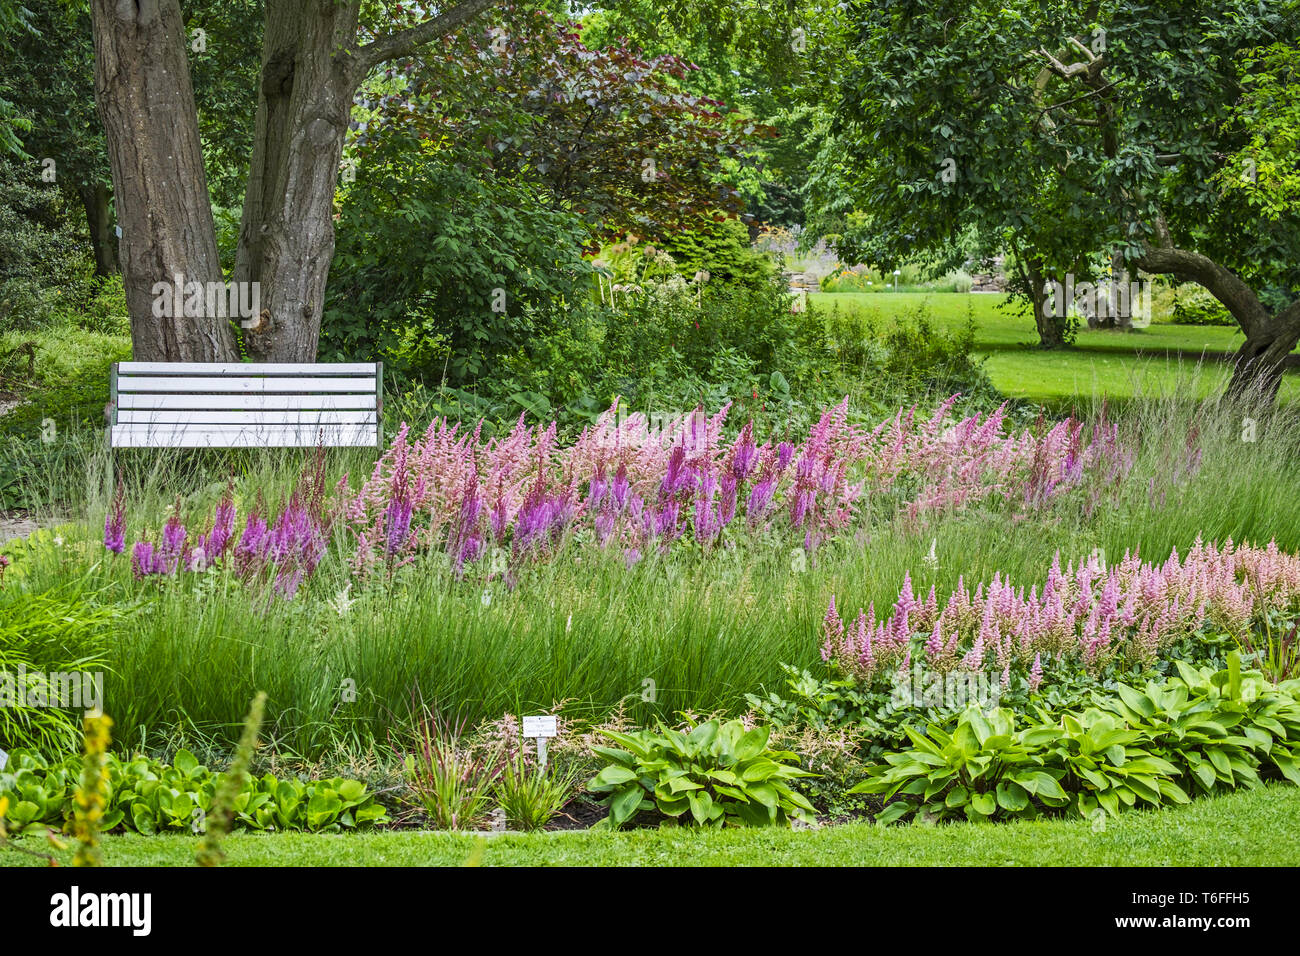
[[522, 716, 557, 738], [523, 715, 557, 769], [0, 747, 7, 771]]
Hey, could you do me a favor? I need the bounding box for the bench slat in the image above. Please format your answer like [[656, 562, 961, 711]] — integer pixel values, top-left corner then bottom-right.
[[118, 362, 378, 376], [117, 393, 377, 410], [111, 424, 378, 448], [117, 410, 377, 425], [109, 361, 383, 449], [117, 376, 375, 394]]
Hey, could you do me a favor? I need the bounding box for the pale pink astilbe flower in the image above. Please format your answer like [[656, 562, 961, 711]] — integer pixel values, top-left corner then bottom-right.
[[821, 595, 844, 662]]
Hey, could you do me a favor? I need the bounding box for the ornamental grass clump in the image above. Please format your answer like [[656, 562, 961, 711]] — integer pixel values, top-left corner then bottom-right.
[[403, 716, 505, 830], [494, 755, 580, 832]]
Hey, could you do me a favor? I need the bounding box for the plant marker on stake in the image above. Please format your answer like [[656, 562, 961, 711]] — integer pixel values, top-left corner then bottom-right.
[[522, 715, 557, 769]]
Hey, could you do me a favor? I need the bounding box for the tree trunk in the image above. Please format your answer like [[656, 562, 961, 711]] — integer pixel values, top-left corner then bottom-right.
[[1227, 321, 1300, 403], [1137, 244, 1300, 403], [1026, 257, 1065, 348], [233, 0, 361, 362], [1011, 244, 1064, 348], [78, 182, 119, 277], [91, 0, 237, 363], [1102, 249, 1131, 330], [233, 0, 497, 362]]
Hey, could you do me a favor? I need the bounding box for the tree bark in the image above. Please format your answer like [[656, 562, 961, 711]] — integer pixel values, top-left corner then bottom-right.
[[233, 0, 361, 362], [91, 0, 238, 363], [1025, 256, 1065, 348], [1010, 244, 1065, 348], [78, 182, 119, 277], [1096, 249, 1131, 330], [234, 0, 499, 362], [1136, 244, 1300, 402]]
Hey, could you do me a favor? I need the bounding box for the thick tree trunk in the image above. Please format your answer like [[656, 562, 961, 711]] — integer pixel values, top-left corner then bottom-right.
[[78, 182, 119, 277], [1137, 244, 1300, 403], [233, 0, 361, 362], [234, 0, 497, 362], [1227, 313, 1300, 402], [1098, 249, 1131, 330], [91, 0, 237, 363]]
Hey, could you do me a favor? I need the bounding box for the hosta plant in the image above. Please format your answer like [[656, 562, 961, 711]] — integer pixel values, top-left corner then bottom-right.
[[1020, 708, 1190, 820], [1097, 655, 1300, 795], [588, 718, 818, 828], [850, 706, 1074, 824]]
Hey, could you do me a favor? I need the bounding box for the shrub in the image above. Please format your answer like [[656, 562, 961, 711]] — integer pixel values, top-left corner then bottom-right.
[[588, 718, 818, 828], [323, 134, 595, 384], [655, 219, 775, 292], [0, 157, 90, 333], [1171, 284, 1236, 326]]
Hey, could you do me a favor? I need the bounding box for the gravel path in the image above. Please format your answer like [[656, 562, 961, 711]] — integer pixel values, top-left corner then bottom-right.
[[0, 512, 43, 544]]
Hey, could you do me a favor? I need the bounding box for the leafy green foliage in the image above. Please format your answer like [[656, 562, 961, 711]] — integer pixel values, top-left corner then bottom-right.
[[0, 749, 389, 836], [855, 657, 1300, 825], [815, 0, 1300, 339], [377, 4, 763, 241], [746, 665, 880, 733], [494, 756, 580, 832], [588, 718, 818, 828], [0, 588, 117, 755], [1099, 657, 1300, 797], [852, 706, 1076, 824], [655, 219, 775, 291], [0, 156, 89, 332], [323, 134, 594, 384], [1171, 285, 1236, 327]]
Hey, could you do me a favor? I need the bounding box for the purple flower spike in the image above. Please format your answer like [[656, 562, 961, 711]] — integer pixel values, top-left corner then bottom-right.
[[104, 493, 126, 555], [611, 464, 630, 510], [385, 494, 413, 555], [130, 541, 155, 579], [208, 491, 236, 558], [159, 512, 187, 573]]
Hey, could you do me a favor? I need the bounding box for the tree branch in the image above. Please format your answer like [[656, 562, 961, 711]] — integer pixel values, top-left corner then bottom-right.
[[345, 0, 499, 84], [1135, 245, 1271, 340]]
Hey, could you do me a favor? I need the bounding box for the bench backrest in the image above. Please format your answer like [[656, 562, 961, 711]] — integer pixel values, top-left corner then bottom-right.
[[109, 362, 383, 448]]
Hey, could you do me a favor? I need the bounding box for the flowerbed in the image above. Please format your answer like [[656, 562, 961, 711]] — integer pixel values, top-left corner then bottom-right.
[[107, 396, 1139, 599], [821, 538, 1300, 686]]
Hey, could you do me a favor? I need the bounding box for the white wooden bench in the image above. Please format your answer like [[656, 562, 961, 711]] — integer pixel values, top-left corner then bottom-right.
[[108, 362, 383, 448]]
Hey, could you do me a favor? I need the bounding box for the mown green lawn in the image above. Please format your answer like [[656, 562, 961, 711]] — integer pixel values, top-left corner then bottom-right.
[[812, 292, 1300, 407], [5, 785, 1297, 867]]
